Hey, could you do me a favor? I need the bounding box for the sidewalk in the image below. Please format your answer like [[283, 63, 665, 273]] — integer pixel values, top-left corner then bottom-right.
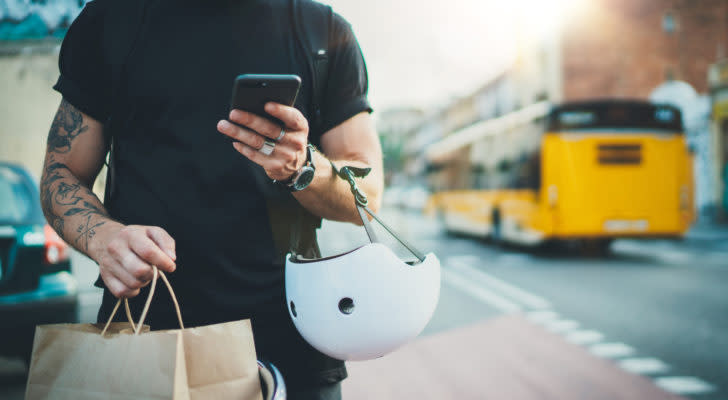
[[685, 222, 728, 242], [343, 315, 685, 400]]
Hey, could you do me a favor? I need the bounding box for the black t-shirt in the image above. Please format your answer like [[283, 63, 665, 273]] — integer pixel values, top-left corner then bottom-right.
[[54, 0, 371, 388]]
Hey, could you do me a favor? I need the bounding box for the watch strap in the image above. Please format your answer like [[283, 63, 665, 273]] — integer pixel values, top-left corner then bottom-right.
[[278, 144, 315, 190]]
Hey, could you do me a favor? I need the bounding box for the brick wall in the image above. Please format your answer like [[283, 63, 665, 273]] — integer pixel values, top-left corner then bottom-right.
[[561, 0, 728, 100]]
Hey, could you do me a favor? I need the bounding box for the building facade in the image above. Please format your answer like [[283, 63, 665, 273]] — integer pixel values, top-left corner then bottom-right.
[[709, 59, 728, 220], [403, 0, 728, 220]]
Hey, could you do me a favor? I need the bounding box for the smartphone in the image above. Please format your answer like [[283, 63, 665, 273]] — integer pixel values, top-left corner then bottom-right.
[[230, 74, 302, 127]]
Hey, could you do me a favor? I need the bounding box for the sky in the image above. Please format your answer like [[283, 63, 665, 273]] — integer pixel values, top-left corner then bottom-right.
[[321, 0, 520, 112]]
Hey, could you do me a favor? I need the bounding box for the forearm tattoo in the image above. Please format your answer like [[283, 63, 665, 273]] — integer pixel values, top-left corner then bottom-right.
[[40, 100, 109, 252], [40, 160, 70, 233]]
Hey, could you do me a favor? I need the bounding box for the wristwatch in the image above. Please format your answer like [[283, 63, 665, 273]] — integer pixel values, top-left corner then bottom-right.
[[279, 144, 316, 192]]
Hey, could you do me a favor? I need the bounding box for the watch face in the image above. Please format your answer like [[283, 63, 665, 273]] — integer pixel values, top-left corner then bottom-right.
[[293, 166, 315, 191]]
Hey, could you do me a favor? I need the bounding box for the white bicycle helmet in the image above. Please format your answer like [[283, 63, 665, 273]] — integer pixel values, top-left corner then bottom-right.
[[285, 165, 441, 361]]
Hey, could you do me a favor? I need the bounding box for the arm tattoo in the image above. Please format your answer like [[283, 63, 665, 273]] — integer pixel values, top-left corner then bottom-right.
[[47, 99, 89, 153], [40, 157, 109, 240], [40, 159, 71, 233], [75, 215, 106, 252], [64, 200, 107, 218], [41, 101, 111, 251], [55, 182, 82, 206]]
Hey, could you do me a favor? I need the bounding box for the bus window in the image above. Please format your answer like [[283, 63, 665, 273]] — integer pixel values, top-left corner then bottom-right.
[[548, 100, 683, 132]]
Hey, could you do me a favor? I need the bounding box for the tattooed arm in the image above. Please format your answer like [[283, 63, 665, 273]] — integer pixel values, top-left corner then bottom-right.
[[41, 99, 177, 298]]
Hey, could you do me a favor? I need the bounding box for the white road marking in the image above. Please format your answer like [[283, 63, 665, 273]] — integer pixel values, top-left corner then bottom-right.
[[526, 310, 560, 323], [654, 376, 716, 395], [447, 256, 551, 309], [618, 358, 670, 375], [441, 268, 522, 313], [447, 255, 483, 265], [613, 241, 699, 264], [544, 319, 580, 333], [589, 342, 635, 358], [440, 251, 720, 397], [497, 253, 533, 264], [565, 330, 604, 345], [657, 251, 693, 264]]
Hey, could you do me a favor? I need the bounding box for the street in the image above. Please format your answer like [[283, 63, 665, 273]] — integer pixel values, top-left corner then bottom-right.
[[1, 207, 727, 399], [327, 208, 728, 399]]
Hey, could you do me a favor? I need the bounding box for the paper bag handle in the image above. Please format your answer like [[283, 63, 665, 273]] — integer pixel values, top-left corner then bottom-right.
[[100, 266, 185, 336]]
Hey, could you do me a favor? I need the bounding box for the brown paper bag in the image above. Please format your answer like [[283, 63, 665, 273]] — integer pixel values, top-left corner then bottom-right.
[[25, 268, 263, 400]]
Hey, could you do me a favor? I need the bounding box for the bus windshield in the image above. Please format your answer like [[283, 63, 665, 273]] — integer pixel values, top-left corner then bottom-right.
[[547, 101, 683, 133]]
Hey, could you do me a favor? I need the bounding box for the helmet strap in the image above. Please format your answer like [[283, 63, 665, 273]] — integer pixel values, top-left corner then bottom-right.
[[330, 161, 427, 263]]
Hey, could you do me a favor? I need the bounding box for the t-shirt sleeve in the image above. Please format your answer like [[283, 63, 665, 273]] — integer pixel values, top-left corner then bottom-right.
[[318, 12, 373, 136], [52, 0, 111, 123]]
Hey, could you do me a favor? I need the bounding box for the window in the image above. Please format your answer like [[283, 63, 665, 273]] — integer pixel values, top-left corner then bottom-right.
[[0, 167, 33, 225]]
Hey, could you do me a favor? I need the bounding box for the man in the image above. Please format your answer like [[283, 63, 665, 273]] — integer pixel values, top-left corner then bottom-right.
[[40, 0, 383, 398]]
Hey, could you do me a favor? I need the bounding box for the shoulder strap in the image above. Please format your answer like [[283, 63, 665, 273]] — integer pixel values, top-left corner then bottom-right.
[[281, 0, 332, 257], [291, 0, 332, 138], [101, 0, 150, 208], [103, 0, 149, 127]]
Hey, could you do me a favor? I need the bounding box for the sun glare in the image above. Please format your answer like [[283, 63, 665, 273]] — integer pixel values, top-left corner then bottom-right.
[[515, 0, 586, 39]]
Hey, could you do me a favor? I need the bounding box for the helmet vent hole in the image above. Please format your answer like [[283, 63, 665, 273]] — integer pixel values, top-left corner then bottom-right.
[[290, 301, 297, 318], [338, 298, 355, 315]]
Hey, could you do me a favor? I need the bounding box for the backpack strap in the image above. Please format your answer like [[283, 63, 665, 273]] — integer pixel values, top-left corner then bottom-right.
[[282, 0, 332, 257], [291, 0, 332, 139], [102, 0, 150, 210]]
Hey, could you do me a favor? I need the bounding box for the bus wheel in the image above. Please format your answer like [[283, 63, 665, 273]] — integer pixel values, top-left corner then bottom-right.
[[491, 209, 503, 245], [537, 239, 565, 254], [582, 239, 614, 257]]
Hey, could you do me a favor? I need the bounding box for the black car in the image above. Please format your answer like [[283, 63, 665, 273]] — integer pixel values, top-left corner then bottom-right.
[[0, 162, 78, 361]]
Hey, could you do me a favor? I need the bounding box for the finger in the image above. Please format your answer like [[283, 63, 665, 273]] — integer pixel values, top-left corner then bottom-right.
[[103, 269, 141, 299], [228, 109, 280, 139], [146, 226, 176, 261], [120, 249, 157, 283], [108, 254, 147, 290], [232, 141, 269, 164], [232, 142, 287, 173], [128, 233, 176, 273], [265, 103, 308, 132], [217, 120, 267, 150]]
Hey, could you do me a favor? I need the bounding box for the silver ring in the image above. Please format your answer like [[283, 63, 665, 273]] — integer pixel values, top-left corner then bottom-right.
[[275, 128, 286, 141], [259, 139, 276, 156]]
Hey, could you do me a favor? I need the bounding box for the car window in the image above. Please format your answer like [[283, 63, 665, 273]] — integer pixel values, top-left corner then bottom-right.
[[0, 166, 34, 225]]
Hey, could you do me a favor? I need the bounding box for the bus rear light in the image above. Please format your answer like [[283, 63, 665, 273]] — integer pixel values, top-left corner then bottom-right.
[[548, 185, 558, 207], [679, 185, 689, 210]]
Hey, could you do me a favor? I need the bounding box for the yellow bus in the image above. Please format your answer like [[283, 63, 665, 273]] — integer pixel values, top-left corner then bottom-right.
[[426, 100, 694, 250]]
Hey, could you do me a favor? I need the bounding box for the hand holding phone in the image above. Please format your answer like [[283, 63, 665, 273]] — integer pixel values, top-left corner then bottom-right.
[[219, 73, 311, 182], [230, 74, 302, 126]]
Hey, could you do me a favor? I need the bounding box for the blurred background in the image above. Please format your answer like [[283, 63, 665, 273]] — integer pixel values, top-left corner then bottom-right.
[[1, 0, 727, 399]]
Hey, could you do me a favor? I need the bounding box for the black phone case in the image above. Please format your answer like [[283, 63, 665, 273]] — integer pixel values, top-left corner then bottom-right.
[[230, 74, 302, 127]]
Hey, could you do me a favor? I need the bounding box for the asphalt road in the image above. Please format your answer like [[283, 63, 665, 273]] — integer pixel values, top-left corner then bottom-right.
[[320, 208, 728, 399], [1, 207, 726, 399]]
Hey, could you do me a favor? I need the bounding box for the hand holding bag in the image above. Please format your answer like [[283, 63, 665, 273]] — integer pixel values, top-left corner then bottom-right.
[[25, 267, 263, 400]]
